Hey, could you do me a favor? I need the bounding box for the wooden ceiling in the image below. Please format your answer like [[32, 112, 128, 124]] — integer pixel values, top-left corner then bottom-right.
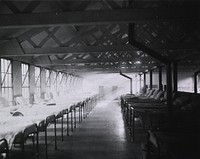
[[0, 0, 199, 74]]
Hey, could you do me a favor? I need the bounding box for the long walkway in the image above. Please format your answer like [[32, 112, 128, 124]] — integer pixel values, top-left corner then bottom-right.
[[49, 96, 143, 159]]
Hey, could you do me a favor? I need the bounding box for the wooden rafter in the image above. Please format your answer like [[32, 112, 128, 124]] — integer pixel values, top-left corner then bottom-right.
[[103, 0, 121, 9], [130, 39, 170, 64], [52, 63, 158, 73], [72, 0, 92, 11], [27, 38, 37, 48], [17, 27, 49, 43], [0, 44, 135, 57], [34, 55, 153, 65], [64, 68, 144, 74], [63, 26, 98, 47], [3, 0, 41, 14], [0, 8, 199, 28], [129, 23, 170, 64], [3, 0, 21, 13], [94, 24, 117, 45], [46, 29, 64, 47], [22, 0, 41, 13], [37, 27, 60, 48], [71, 26, 89, 46], [51, 64, 148, 70]]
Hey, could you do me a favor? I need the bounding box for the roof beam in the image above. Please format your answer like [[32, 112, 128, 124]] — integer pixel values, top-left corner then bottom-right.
[[54, 66, 155, 74], [34, 55, 154, 65], [0, 8, 199, 28], [1, 39, 198, 57], [130, 39, 171, 64], [0, 45, 136, 57], [52, 64, 153, 70], [17, 27, 49, 42], [129, 23, 170, 64]]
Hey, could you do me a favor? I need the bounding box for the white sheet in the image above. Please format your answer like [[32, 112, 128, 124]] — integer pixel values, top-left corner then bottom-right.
[[0, 93, 98, 148]]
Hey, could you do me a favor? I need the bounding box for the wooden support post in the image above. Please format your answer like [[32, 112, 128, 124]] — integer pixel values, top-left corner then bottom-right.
[[71, 109, 73, 132], [61, 116, 64, 141], [139, 74, 142, 93], [166, 63, 173, 130], [159, 67, 163, 90], [130, 78, 133, 95], [194, 70, 200, 94], [66, 109, 69, 136], [74, 106, 76, 128], [194, 73, 197, 94], [143, 72, 146, 87], [149, 70, 153, 89], [45, 127, 48, 159], [36, 127, 39, 159], [172, 61, 178, 92], [54, 118, 57, 150], [166, 63, 173, 106]]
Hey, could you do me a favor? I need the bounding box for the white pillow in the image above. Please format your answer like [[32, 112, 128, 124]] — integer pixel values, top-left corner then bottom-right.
[[15, 96, 29, 106]]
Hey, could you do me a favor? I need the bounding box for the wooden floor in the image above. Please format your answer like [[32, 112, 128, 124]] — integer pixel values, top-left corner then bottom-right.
[[10, 95, 145, 159]]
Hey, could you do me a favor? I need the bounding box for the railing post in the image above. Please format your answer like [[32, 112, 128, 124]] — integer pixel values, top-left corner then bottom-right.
[[66, 109, 69, 136]]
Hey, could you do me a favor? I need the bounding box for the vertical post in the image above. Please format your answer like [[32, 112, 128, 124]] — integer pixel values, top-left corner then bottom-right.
[[149, 70, 153, 89], [22, 133, 25, 159], [159, 67, 163, 90], [139, 74, 142, 93], [194, 71, 200, 94], [194, 73, 197, 94], [172, 61, 178, 92], [61, 115, 64, 141], [143, 72, 146, 87], [166, 63, 173, 130], [66, 109, 69, 136], [0, 59, 1, 94], [74, 106, 76, 128], [54, 117, 57, 150], [45, 126, 48, 159], [166, 63, 173, 106], [128, 23, 135, 42], [71, 109, 73, 132], [36, 127, 39, 159], [40, 68, 46, 99], [29, 65, 35, 104], [81, 103, 83, 121], [130, 78, 133, 94], [128, 23, 134, 95], [12, 61, 22, 98]]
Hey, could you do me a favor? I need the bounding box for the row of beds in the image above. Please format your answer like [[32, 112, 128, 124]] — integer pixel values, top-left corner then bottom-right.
[[121, 89, 200, 159], [0, 93, 99, 159]]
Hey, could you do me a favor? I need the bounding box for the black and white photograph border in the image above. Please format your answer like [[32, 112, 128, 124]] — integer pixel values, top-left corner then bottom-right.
[[0, 0, 199, 159]]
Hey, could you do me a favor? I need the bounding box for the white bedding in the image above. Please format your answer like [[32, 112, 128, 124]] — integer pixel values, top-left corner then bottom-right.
[[0, 93, 98, 148]]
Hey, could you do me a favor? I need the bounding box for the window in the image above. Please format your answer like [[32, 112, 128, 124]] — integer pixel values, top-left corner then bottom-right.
[[1, 58, 12, 101], [178, 70, 194, 93], [45, 69, 50, 93], [197, 74, 200, 93], [51, 71, 57, 92], [63, 73, 68, 88], [35, 67, 41, 97], [21, 63, 30, 100], [57, 72, 62, 93], [59, 72, 66, 93], [67, 75, 73, 91]]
